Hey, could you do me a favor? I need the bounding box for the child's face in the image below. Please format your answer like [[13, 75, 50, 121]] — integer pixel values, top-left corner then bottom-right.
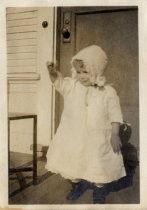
[[73, 59, 91, 86]]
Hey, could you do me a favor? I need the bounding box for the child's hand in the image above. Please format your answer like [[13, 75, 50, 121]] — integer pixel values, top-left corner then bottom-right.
[[46, 61, 57, 82], [110, 134, 122, 154], [46, 61, 57, 75]]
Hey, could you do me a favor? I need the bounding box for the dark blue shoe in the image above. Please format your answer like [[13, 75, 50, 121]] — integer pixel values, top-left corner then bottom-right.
[[93, 185, 110, 204], [66, 180, 89, 201]]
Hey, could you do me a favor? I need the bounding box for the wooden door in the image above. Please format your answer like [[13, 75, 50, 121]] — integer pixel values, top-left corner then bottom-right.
[[56, 6, 139, 149]]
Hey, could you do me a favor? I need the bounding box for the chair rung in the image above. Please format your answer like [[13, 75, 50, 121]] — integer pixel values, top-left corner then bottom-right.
[[9, 167, 33, 174]]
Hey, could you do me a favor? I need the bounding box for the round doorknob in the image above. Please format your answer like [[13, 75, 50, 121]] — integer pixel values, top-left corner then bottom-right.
[[42, 21, 48, 28], [62, 28, 70, 39]]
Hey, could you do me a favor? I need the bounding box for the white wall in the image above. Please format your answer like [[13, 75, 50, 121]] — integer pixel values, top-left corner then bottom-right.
[[7, 7, 55, 154]]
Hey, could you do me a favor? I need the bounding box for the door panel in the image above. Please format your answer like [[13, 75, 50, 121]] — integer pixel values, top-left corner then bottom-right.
[[56, 7, 139, 149], [76, 10, 138, 103]]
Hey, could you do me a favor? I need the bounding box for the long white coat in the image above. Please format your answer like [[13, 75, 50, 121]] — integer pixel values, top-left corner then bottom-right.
[[45, 75, 126, 184]]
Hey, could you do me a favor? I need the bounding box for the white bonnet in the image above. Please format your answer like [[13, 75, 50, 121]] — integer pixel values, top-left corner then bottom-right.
[[71, 45, 108, 84]]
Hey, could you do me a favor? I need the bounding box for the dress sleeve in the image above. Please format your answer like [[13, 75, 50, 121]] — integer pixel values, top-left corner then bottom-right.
[[53, 71, 73, 96], [106, 86, 123, 124]]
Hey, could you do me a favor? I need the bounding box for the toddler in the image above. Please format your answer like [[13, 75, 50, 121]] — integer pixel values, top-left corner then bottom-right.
[[45, 45, 126, 204]]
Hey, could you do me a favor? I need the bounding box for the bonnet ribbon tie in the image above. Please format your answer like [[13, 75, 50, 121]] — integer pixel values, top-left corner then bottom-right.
[[91, 76, 106, 88]]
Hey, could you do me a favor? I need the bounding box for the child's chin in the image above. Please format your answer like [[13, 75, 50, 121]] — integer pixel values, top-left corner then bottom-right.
[[80, 82, 90, 86]]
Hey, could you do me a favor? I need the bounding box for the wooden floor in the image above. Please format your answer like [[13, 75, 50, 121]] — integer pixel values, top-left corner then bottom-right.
[[9, 155, 140, 205]]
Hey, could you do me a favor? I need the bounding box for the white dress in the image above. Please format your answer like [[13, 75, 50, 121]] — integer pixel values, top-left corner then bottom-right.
[[46, 74, 126, 184]]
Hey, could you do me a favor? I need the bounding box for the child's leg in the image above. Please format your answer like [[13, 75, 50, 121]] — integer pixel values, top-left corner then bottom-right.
[[66, 179, 90, 201], [70, 179, 81, 183], [94, 184, 105, 188], [93, 183, 110, 204]]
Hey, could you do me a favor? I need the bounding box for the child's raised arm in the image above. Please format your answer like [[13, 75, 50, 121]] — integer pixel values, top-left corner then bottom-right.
[[46, 61, 58, 83]]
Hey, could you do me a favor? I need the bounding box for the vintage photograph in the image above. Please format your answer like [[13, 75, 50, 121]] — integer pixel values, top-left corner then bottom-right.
[[6, 5, 139, 205]]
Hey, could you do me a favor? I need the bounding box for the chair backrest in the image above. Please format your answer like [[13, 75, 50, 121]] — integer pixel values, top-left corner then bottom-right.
[[119, 121, 132, 144]]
